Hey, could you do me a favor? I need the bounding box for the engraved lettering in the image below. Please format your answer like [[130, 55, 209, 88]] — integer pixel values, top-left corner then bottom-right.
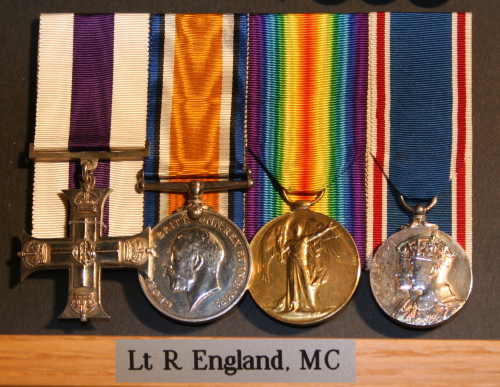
[[128, 350, 143, 370], [234, 277, 244, 287], [164, 350, 183, 370], [193, 350, 208, 370], [271, 351, 284, 370], [300, 349, 321, 370], [192, 349, 284, 375], [236, 249, 246, 263], [222, 355, 237, 375], [162, 300, 173, 308], [217, 266, 247, 308], [237, 266, 246, 277], [155, 217, 189, 240], [146, 279, 173, 308], [228, 232, 241, 247], [199, 216, 242, 248], [143, 353, 154, 370], [324, 349, 340, 370]]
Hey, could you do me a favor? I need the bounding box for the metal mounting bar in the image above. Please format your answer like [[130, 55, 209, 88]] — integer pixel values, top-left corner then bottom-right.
[[138, 168, 253, 194], [29, 141, 150, 161]]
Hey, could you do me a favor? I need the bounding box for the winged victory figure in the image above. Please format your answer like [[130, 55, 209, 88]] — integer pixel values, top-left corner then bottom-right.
[[258, 214, 356, 314]]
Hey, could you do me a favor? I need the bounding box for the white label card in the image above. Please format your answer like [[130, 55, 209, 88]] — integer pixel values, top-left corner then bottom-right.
[[116, 338, 356, 383]]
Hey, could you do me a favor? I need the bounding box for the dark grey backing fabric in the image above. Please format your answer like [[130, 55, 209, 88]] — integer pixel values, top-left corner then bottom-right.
[[1, 0, 498, 339]]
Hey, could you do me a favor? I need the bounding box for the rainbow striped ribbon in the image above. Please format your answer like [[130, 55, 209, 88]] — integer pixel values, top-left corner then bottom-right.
[[366, 13, 472, 268], [144, 14, 247, 229], [246, 14, 369, 266], [33, 14, 149, 238], [32, 13, 472, 272]]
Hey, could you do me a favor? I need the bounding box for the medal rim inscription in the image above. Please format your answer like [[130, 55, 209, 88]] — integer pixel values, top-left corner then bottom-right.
[[370, 226, 473, 328], [249, 209, 361, 326], [139, 210, 251, 323]]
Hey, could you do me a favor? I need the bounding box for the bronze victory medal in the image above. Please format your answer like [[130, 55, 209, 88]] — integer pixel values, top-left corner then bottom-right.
[[139, 210, 251, 323], [249, 204, 360, 325]]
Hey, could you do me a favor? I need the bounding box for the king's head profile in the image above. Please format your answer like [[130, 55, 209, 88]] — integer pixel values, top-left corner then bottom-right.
[[397, 232, 456, 293], [164, 228, 225, 311]]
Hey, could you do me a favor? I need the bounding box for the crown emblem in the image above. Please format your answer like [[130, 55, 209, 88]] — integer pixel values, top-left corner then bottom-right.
[[70, 288, 97, 320], [19, 240, 49, 267], [124, 238, 147, 264], [74, 190, 99, 213], [398, 232, 456, 267]]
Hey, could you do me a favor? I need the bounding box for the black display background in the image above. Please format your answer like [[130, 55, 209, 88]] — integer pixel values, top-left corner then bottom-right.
[[0, 0, 498, 339]]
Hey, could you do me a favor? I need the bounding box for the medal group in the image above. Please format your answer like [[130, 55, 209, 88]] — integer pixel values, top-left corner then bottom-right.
[[19, 13, 472, 329]]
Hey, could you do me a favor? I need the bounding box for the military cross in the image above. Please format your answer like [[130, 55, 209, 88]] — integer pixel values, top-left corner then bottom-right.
[[19, 185, 151, 322]]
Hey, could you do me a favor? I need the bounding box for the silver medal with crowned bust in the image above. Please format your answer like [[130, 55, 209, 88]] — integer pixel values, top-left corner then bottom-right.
[[138, 178, 252, 323], [370, 196, 472, 328]]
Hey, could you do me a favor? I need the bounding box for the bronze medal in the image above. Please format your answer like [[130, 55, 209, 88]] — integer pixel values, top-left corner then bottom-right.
[[249, 192, 360, 325]]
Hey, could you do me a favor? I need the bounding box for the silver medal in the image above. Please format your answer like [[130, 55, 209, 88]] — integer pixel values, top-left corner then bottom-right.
[[370, 196, 472, 327], [138, 177, 252, 323]]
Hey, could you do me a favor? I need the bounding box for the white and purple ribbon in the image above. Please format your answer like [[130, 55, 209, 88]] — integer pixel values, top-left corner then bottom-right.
[[33, 13, 149, 238]]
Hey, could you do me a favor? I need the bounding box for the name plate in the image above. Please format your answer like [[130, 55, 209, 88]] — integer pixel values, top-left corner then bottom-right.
[[116, 338, 356, 383]]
